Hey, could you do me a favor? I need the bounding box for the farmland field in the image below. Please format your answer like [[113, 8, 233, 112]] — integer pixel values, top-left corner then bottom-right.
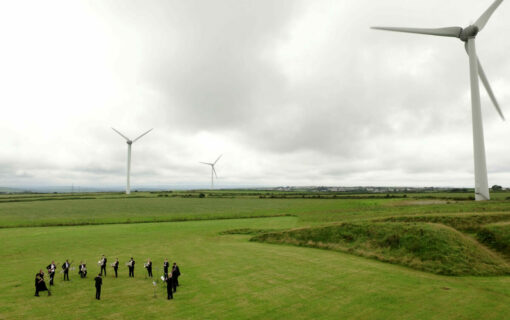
[[2, 191, 510, 319]]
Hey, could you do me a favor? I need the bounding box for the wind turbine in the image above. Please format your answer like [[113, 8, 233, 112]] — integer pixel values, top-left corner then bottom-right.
[[200, 155, 222, 189], [372, 0, 506, 201], [112, 127, 153, 195]]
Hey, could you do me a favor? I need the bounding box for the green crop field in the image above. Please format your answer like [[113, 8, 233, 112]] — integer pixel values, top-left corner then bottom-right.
[[2, 191, 510, 319]]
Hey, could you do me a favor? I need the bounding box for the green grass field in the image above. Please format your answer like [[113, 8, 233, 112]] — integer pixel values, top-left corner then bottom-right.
[[2, 191, 510, 319], [2, 192, 510, 228]]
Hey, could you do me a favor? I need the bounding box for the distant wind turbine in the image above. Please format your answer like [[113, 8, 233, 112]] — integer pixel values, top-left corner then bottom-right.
[[372, 0, 506, 201], [112, 127, 153, 195], [200, 155, 222, 189]]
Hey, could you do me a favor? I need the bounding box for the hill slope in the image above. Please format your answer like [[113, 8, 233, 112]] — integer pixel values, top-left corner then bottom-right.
[[252, 222, 510, 275]]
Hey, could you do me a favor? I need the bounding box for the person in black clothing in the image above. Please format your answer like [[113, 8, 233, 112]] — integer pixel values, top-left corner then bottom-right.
[[94, 273, 102, 300], [100, 255, 107, 277], [163, 259, 169, 277], [79, 261, 87, 278], [113, 258, 119, 278], [46, 261, 56, 286], [62, 260, 70, 281], [34, 272, 40, 296], [145, 258, 153, 278], [165, 273, 173, 300], [35, 270, 51, 297], [172, 262, 181, 291], [128, 258, 135, 277]]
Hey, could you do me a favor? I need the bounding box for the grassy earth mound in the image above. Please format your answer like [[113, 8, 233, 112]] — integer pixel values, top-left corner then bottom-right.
[[378, 213, 510, 232], [477, 222, 510, 257], [251, 222, 510, 276]]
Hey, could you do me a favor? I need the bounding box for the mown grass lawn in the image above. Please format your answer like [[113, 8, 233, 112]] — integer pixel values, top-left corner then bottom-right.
[[1, 215, 510, 319]]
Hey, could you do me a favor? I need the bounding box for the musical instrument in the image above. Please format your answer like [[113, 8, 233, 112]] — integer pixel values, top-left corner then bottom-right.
[[160, 276, 165, 281], [110, 262, 116, 267], [126, 261, 133, 267], [63, 261, 74, 271], [144, 263, 149, 268]]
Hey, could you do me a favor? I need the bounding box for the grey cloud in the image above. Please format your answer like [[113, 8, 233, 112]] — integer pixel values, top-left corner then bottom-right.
[[1, 0, 509, 188]]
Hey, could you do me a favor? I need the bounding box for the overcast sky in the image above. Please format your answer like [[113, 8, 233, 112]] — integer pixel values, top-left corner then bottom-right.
[[1, 0, 509, 189]]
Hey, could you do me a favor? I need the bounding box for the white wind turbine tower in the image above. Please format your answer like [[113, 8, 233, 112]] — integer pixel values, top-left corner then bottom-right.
[[112, 128, 153, 195], [372, 0, 506, 201], [200, 155, 222, 189]]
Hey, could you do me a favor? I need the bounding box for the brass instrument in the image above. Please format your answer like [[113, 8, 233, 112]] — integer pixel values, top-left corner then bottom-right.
[[62, 261, 72, 272]]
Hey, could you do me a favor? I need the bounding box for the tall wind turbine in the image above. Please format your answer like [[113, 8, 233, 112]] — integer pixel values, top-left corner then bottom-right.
[[372, 0, 505, 201], [112, 128, 153, 195], [200, 155, 222, 189]]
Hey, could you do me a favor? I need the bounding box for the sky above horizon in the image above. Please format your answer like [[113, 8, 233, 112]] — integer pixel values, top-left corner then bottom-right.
[[1, 0, 510, 189]]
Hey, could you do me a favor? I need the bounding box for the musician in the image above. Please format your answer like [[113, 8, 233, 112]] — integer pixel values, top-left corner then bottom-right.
[[163, 259, 169, 277], [172, 262, 181, 291], [100, 255, 107, 276], [128, 257, 135, 277], [146, 258, 153, 278], [35, 270, 51, 296], [164, 272, 173, 300], [94, 273, 102, 300], [46, 261, 56, 286], [79, 261, 87, 278], [113, 258, 119, 278], [62, 259, 71, 281]]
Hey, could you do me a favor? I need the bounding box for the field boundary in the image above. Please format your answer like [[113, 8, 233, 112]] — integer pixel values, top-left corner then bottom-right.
[[0, 213, 295, 229]]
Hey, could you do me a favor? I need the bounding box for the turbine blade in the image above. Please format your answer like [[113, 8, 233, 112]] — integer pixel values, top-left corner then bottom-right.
[[200, 162, 212, 165], [478, 59, 505, 120], [371, 26, 462, 38], [111, 128, 130, 141], [475, 0, 503, 31], [212, 166, 218, 178], [214, 154, 223, 165], [464, 43, 505, 120], [132, 128, 153, 143]]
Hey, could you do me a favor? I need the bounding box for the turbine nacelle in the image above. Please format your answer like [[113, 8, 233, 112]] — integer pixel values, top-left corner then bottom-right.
[[460, 25, 479, 41]]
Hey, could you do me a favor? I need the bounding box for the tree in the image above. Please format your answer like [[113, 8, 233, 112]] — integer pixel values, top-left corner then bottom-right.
[[491, 185, 503, 191]]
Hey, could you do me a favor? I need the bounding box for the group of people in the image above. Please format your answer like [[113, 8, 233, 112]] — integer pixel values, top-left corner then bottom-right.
[[34, 255, 181, 300]]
